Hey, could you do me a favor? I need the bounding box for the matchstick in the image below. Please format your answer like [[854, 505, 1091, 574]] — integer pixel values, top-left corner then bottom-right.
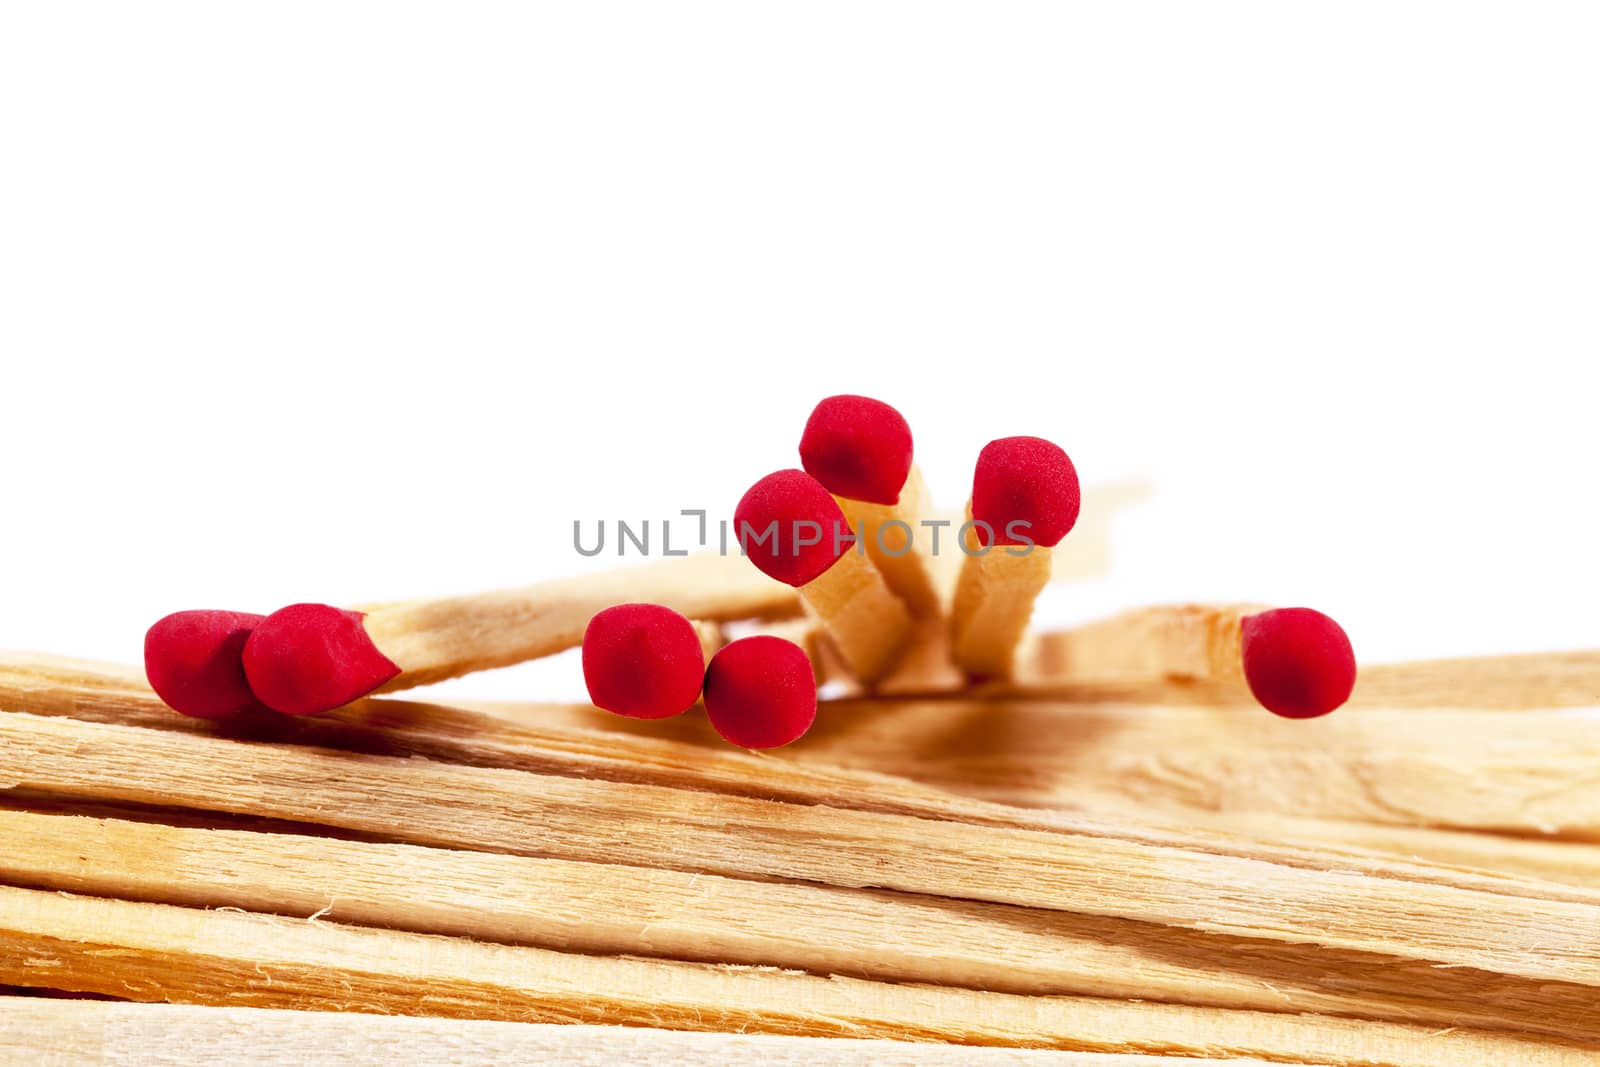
[[735, 469, 912, 683], [10, 650, 1600, 873], [139, 479, 1149, 720], [0, 889, 1587, 1065], [1343, 648, 1600, 710], [799, 395, 942, 615], [581, 604, 707, 719], [144, 552, 798, 718], [1126, 807, 1600, 892], [702, 636, 818, 748], [0, 1000, 1209, 1067], [1029, 603, 1357, 718], [4, 809, 1596, 1045], [8, 711, 1600, 986], [1, 652, 1003, 824], [781, 694, 1600, 839], [950, 436, 1080, 678], [143, 610, 270, 718], [9, 653, 1600, 859]]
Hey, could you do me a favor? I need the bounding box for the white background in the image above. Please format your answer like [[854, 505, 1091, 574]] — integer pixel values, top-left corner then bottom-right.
[[2, 3, 1596, 703]]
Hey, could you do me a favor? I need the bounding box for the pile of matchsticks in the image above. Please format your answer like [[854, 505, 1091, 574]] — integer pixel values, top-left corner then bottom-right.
[[140, 395, 1353, 741], [2, 397, 1598, 1065]]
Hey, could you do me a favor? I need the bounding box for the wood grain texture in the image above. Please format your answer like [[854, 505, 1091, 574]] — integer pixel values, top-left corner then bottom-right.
[[0, 889, 1592, 1065], [7, 655, 1598, 884], [1345, 649, 1600, 709], [0, 999, 1272, 1067], [4, 711, 1600, 989], [781, 698, 1600, 839], [1080, 804, 1600, 890], [4, 808, 1596, 1044], [0, 653, 1000, 823]]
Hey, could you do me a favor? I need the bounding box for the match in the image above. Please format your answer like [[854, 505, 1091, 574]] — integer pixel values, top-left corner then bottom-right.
[[702, 635, 818, 748], [799, 394, 942, 615], [735, 469, 912, 684], [1035, 603, 1357, 718], [141, 552, 797, 718], [581, 604, 708, 720], [143, 609, 270, 719], [950, 436, 1081, 678]]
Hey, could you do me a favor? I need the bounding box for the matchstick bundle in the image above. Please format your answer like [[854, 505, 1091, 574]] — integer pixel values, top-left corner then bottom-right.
[[2, 649, 1596, 1063], [143, 392, 1356, 746]]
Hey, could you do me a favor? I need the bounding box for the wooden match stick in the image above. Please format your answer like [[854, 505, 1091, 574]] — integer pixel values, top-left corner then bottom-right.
[[702, 636, 819, 748], [140, 479, 1148, 720], [950, 436, 1080, 678], [1028, 603, 1357, 718], [144, 552, 797, 718], [0, 889, 1589, 1065], [3, 807, 1596, 1045], [779, 694, 1600, 839], [1122, 807, 1600, 891], [9, 650, 1600, 875], [0, 1000, 1202, 1067], [9, 653, 1600, 861], [1, 652, 1003, 823], [799, 395, 942, 615], [735, 469, 912, 683], [142, 610, 270, 718], [580, 604, 710, 720], [8, 711, 1600, 986], [1343, 648, 1600, 710]]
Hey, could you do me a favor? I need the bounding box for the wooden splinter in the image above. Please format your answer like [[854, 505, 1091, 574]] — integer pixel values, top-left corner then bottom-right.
[[143, 553, 796, 718], [735, 469, 911, 684], [1039, 603, 1357, 718], [951, 436, 1080, 678], [799, 394, 942, 615]]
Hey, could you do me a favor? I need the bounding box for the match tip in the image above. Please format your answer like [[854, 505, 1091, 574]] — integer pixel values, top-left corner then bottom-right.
[[1241, 607, 1357, 719], [799, 394, 914, 506], [241, 603, 400, 716], [971, 436, 1081, 548], [703, 635, 818, 749], [734, 469, 848, 587], [582, 603, 706, 719], [144, 609, 269, 719]]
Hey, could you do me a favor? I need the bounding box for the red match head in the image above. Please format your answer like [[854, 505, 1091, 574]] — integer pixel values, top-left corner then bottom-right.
[[1241, 607, 1357, 719], [970, 436, 1081, 548], [702, 635, 817, 749], [582, 603, 706, 719], [734, 469, 849, 587], [144, 609, 269, 719], [241, 603, 400, 716], [799, 394, 914, 506]]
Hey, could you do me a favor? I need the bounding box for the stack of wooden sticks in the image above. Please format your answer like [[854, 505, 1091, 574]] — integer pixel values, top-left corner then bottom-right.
[[7, 368, 1600, 1067], [3, 522, 1600, 1063]]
